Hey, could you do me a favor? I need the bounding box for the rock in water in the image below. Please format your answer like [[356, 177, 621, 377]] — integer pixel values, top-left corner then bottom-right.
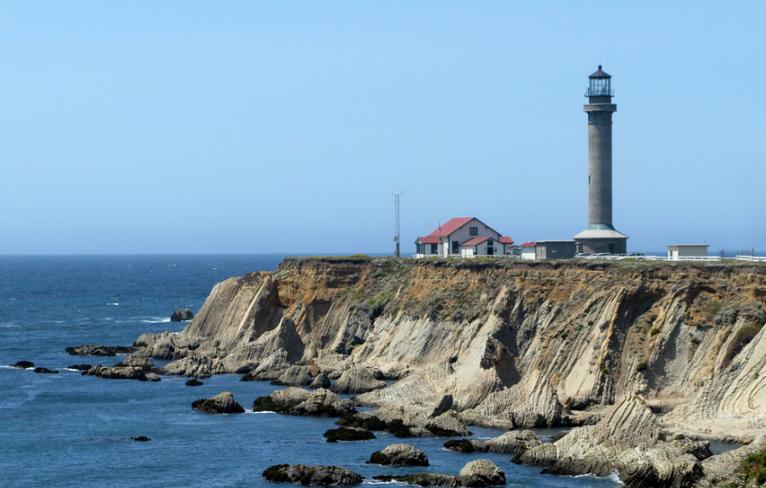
[[144, 373, 161, 382], [33, 367, 58, 374], [456, 459, 506, 487], [252, 388, 355, 417], [185, 378, 203, 386], [262, 464, 363, 486], [131, 435, 151, 442], [191, 391, 245, 414], [372, 473, 458, 487], [84, 365, 147, 381], [67, 363, 92, 371], [170, 308, 194, 322], [11, 360, 34, 369], [65, 344, 133, 356], [444, 439, 479, 453], [323, 428, 375, 443], [368, 444, 429, 466]]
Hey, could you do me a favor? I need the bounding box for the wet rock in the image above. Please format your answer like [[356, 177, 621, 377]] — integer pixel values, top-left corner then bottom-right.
[[67, 363, 92, 371], [170, 308, 194, 322], [324, 427, 375, 443], [66, 344, 133, 356], [368, 443, 429, 466], [85, 365, 147, 381], [185, 378, 204, 386], [192, 391, 245, 414], [456, 459, 506, 487], [262, 464, 363, 486], [131, 435, 151, 442], [252, 388, 355, 417], [444, 439, 479, 453], [11, 360, 34, 369], [373, 473, 458, 487], [145, 373, 161, 382], [33, 367, 58, 374], [331, 366, 386, 394]]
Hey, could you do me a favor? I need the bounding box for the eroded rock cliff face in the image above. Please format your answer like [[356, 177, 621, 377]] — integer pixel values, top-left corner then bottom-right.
[[133, 257, 766, 483]]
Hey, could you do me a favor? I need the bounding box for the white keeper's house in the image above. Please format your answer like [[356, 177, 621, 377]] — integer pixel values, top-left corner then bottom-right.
[[415, 217, 514, 258]]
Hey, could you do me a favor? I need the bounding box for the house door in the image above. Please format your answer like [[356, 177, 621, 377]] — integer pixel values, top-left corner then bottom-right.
[[487, 246, 494, 256]]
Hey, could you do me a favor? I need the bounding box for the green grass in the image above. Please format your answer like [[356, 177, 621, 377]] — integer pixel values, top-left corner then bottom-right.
[[740, 449, 766, 484]]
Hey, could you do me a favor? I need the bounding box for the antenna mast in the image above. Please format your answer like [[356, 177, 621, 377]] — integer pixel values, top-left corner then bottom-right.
[[392, 192, 402, 258]]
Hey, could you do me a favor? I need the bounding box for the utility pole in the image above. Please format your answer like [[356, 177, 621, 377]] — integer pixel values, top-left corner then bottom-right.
[[392, 192, 402, 258]]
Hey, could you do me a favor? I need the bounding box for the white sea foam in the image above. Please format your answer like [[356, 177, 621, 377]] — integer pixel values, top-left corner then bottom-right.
[[140, 317, 171, 324], [107, 302, 120, 306], [245, 409, 275, 414]]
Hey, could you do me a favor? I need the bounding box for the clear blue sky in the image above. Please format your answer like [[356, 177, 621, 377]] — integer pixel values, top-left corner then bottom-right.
[[1, 1, 764, 254]]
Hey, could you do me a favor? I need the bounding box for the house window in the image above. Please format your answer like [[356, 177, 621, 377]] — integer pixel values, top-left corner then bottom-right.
[[469, 226, 478, 236], [430, 243, 438, 254], [417, 243, 422, 254], [451, 241, 459, 254]]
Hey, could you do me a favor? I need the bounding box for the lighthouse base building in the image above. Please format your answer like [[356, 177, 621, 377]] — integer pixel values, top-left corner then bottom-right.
[[574, 227, 627, 254]]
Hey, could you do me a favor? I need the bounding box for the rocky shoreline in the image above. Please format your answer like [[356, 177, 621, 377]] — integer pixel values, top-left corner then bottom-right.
[[33, 257, 766, 486]]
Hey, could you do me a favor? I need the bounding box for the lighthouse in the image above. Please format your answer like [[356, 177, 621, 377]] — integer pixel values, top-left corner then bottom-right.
[[574, 66, 628, 254]]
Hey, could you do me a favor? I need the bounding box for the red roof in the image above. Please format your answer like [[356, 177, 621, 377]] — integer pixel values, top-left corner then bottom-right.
[[521, 241, 537, 248], [461, 236, 490, 247], [499, 236, 514, 244], [417, 235, 441, 244], [426, 217, 475, 237]]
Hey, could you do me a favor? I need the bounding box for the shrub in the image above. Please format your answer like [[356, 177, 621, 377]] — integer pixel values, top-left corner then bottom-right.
[[741, 449, 766, 484]]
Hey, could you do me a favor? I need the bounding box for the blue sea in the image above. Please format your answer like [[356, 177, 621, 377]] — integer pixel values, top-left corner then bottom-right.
[[0, 255, 620, 487]]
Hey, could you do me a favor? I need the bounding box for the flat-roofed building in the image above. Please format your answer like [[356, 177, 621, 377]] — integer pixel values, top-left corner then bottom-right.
[[667, 244, 709, 261]]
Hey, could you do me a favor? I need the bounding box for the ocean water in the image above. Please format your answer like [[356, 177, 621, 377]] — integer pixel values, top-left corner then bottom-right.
[[0, 255, 620, 487]]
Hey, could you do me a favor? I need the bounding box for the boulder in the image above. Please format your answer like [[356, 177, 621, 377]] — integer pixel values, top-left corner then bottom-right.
[[11, 360, 34, 369], [65, 344, 133, 356], [373, 473, 458, 487], [67, 363, 92, 371], [368, 444, 429, 466], [482, 431, 541, 456], [444, 439, 479, 453], [85, 365, 147, 381], [425, 412, 472, 437], [310, 373, 332, 389], [324, 427, 376, 443], [331, 366, 386, 394], [192, 391, 245, 414], [33, 367, 58, 374], [252, 388, 355, 417], [262, 464, 362, 486], [456, 459, 506, 487], [131, 435, 151, 442], [122, 354, 153, 370], [145, 373, 161, 382], [185, 378, 204, 387], [170, 308, 194, 322], [273, 365, 313, 386], [162, 355, 213, 378]]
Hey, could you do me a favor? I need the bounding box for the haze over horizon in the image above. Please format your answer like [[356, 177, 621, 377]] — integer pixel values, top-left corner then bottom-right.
[[1, 1, 764, 255]]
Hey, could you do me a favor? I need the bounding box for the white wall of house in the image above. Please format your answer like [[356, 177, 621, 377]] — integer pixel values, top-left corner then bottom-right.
[[668, 245, 709, 260], [521, 247, 537, 260], [443, 219, 500, 256], [461, 238, 502, 257]]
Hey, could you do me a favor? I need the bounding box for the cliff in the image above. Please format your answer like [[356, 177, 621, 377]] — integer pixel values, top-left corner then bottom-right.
[[133, 257, 766, 484]]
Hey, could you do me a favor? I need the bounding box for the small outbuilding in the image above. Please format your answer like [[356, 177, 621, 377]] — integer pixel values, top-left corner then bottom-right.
[[520, 240, 576, 260], [667, 244, 709, 261]]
